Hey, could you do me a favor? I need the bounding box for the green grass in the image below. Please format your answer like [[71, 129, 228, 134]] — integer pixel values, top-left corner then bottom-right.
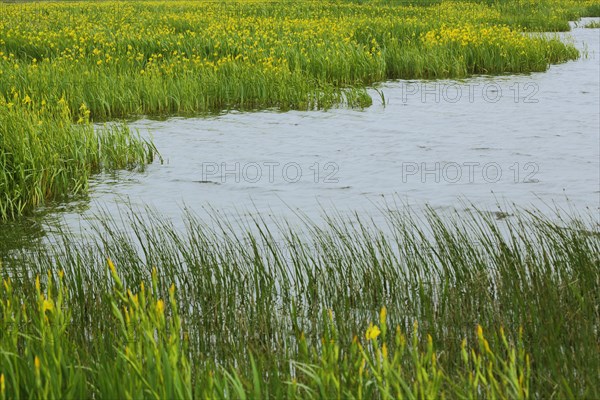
[[1, 205, 598, 398], [583, 20, 600, 28], [0, 98, 157, 220], [0, 0, 590, 120]]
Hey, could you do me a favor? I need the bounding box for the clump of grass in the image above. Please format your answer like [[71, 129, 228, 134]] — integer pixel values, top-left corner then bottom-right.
[[1, 205, 598, 398], [0, 95, 156, 220], [583, 20, 600, 28]]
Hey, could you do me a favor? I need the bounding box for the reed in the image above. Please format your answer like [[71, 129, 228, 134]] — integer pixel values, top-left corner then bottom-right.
[[1, 205, 598, 398], [0, 97, 156, 220]]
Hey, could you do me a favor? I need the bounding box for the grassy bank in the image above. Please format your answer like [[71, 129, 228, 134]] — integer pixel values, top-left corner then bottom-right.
[[0, 0, 592, 119], [1, 206, 598, 398]]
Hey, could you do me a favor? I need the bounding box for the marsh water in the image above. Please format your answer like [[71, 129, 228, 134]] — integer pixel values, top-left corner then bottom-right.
[[1, 20, 599, 253]]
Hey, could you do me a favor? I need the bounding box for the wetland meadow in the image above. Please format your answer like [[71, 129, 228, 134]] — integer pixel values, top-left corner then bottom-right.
[[0, 0, 599, 398]]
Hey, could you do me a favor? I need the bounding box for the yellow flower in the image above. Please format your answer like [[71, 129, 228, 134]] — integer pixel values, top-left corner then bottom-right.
[[483, 338, 491, 354], [107, 258, 116, 274], [365, 323, 381, 340], [477, 324, 483, 339], [156, 299, 165, 315], [42, 299, 54, 313], [34, 356, 41, 371], [379, 306, 387, 325]]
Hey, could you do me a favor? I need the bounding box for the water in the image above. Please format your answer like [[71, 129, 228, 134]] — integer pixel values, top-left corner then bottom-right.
[[2, 20, 599, 251]]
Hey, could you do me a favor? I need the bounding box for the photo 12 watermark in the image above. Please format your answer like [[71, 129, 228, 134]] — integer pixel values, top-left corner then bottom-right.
[[400, 81, 540, 104], [401, 161, 539, 184], [200, 161, 340, 184]]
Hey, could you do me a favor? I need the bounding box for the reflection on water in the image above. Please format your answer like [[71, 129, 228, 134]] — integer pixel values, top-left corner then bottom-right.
[[1, 20, 599, 252], [0, 196, 92, 256], [0, 220, 46, 255]]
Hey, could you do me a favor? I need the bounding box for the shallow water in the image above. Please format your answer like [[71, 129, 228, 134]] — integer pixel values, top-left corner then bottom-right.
[[2, 20, 599, 251]]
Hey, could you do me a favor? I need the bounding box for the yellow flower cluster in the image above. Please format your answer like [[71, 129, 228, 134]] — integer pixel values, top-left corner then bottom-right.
[[0, 0, 582, 120], [0, 1, 387, 77], [421, 24, 528, 49]]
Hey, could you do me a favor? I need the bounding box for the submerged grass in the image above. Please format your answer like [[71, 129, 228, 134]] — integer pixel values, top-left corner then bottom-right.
[[583, 20, 600, 28], [0, 205, 598, 398]]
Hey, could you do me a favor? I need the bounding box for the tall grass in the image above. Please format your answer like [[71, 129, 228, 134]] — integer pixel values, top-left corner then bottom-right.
[[0, 97, 157, 220], [1, 205, 598, 398], [0, 0, 591, 119]]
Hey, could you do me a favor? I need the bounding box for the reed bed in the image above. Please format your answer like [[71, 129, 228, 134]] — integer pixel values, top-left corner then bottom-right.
[[1, 205, 598, 398]]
